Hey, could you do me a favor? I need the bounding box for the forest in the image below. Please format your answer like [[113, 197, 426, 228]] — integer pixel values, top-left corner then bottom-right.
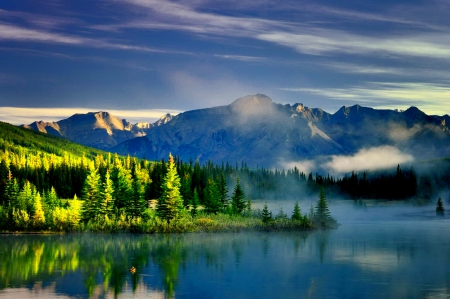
[[0, 121, 448, 232]]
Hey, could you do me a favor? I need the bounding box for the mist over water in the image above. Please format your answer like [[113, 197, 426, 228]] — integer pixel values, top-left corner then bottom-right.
[[1, 200, 449, 299], [252, 196, 441, 224]]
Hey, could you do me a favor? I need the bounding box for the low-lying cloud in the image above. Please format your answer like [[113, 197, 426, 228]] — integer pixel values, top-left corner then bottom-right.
[[324, 146, 414, 173], [281, 146, 414, 175]]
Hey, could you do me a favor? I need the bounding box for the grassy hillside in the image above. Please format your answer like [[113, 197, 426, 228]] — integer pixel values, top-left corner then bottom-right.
[[0, 121, 105, 159]]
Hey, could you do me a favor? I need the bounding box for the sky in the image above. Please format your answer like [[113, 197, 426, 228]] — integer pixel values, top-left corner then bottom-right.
[[1, 0, 450, 125]]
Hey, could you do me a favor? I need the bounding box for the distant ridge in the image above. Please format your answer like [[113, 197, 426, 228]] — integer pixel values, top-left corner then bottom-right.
[[20, 94, 450, 167], [22, 111, 174, 150]]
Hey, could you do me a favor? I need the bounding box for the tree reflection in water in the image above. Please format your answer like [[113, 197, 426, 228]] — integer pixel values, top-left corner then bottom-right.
[[0, 233, 275, 298], [2, 224, 449, 299]]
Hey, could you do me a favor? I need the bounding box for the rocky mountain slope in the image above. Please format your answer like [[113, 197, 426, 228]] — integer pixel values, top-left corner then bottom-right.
[[21, 94, 450, 167], [112, 95, 450, 167], [22, 111, 173, 150]]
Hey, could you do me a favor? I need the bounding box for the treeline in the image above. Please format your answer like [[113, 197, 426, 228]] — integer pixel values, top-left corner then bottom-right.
[[0, 150, 337, 232], [0, 148, 430, 212]]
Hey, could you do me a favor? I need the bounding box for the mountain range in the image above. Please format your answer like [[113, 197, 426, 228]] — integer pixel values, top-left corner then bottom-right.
[[22, 112, 173, 150], [21, 94, 450, 167]]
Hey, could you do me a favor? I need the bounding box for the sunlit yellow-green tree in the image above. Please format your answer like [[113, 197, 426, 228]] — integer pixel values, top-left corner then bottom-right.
[[156, 154, 184, 223], [32, 191, 46, 227]]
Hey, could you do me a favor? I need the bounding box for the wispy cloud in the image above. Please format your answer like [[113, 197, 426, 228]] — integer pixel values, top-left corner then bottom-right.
[[280, 82, 450, 115], [0, 8, 81, 30], [0, 23, 83, 44], [0, 23, 191, 54], [118, 0, 450, 61], [321, 61, 450, 81], [118, 0, 291, 37], [257, 30, 450, 59], [305, 4, 447, 30], [213, 54, 266, 62], [0, 107, 182, 125], [322, 62, 408, 76]]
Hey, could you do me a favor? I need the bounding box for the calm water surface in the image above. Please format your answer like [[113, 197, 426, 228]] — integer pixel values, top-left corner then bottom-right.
[[1, 201, 450, 299]]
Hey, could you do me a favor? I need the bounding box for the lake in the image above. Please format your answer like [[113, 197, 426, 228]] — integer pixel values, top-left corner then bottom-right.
[[1, 201, 450, 298]]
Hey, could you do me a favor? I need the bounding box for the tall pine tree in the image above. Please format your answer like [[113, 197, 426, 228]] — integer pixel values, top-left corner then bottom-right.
[[231, 178, 246, 214], [314, 187, 335, 227], [292, 201, 302, 221], [203, 179, 222, 214], [157, 154, 184, 223], [81, 168, 101, 222], [190, 188, 200, 217], [218, 174, 229, 209], [100, 170, 115, 218]]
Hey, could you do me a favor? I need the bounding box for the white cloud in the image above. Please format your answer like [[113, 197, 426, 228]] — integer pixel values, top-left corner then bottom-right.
[[213, 54, 266, 62], [323, 146, 414, 173], [279, 146, 414, 175], [0, 23, 184, 54], [257, 30, 450, 59], [280, 82, 450, 115], [0, 107, 182, 125], [0, 24, 83, 44]]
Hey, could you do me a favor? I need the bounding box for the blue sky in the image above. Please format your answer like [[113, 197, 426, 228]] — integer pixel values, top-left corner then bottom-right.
[[1, 0, 450, 124]]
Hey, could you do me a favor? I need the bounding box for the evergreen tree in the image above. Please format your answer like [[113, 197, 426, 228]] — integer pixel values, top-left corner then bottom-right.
[[4, 171, 19, 207], [261, 203, 272, 224], [32, 192, 45, 227], [81, 168, 101, 222], [180, 174, 193, 208], [17, 180, 33, 213], [190, 187, 200, 217], [436, 197, 445, 216], [203, 179, 222, 214], [292, 201, 302, 221], [218, 174, 229, 209], [45, 186, 59, 212], [128, 176, 146, 218], [100, 170, 115, 218], [314, 187, 335, 227], [157, 154, 184, 223], [246, 199, 252, 215], [112, 167, 132, 213], [0, 160, 9, 205], [275, 206, 288, 220], [231, 178, 246, 214]]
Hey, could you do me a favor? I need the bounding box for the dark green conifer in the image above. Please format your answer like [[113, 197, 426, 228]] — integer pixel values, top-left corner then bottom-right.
[[100, 170, 115, 218], [5, 171, 19, 206], [261, 203, 272, 224], [128, 176, 146, 218], [190, 188, 200, 217], [314, 187, 335, 228], [275, 206, 288, 220], [218, 174, 229, 209], [292, 201, 302, 221], [81, 168, 101, 222], [436, 197, 445, 216], [180, 174, 193, 208], [231, 178, 246, 214], [203, 179, 222, 214]]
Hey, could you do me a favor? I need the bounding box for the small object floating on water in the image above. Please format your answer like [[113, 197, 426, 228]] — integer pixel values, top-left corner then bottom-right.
[[129, 266, 136, 273]]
